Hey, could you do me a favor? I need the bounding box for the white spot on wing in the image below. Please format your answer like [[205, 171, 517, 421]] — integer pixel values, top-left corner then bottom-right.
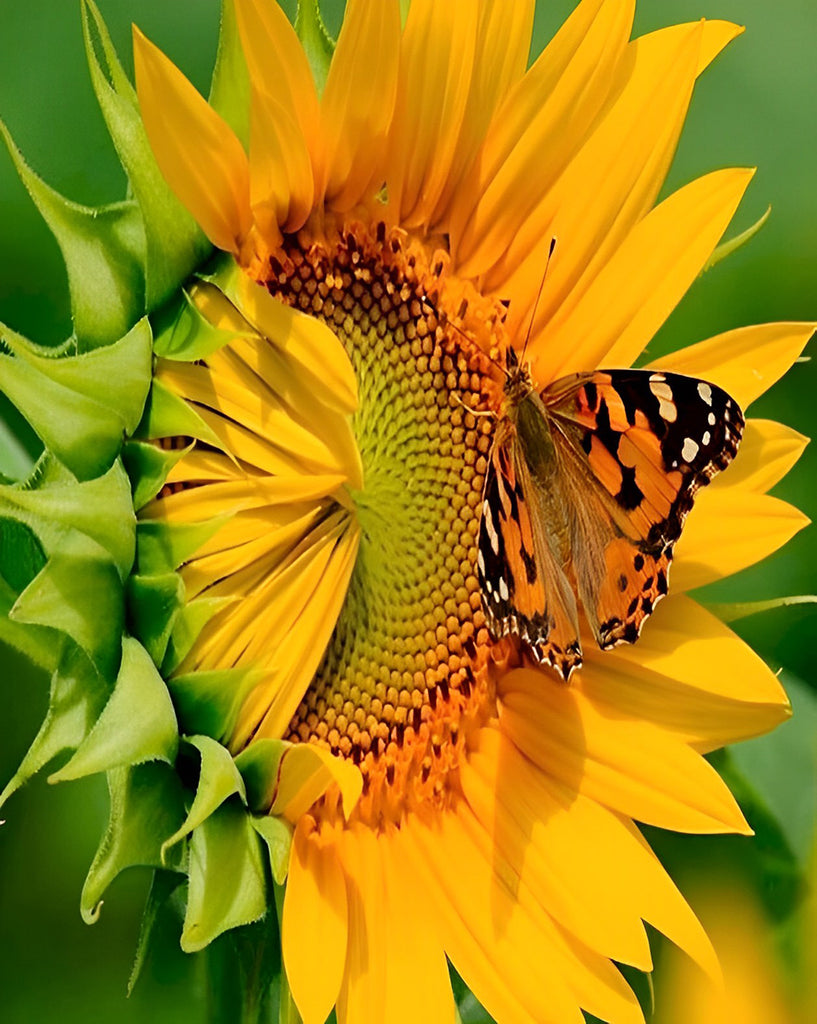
[[682, 437, 699, 462], [698, 382, 713, 405], [499, 577, 509, 600], [650, 379, 677, 422], [708, 412, 716, 426], [702, 431, 711, 446]]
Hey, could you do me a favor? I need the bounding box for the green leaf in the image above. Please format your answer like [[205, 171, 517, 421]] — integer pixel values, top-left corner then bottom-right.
[[11, 531, 124, 680], [128, 869, 186, 996], [122, 439, 195, 511], [81, 0, 210, 310], [50, 637, 178, 781], [136, 515, 229, 575], [0, 119, 145, 348], [0, 575, 58, 672], [0, 459, 136, 580], [295, 0, 336, 95], [0, 318, 152, 479], [209, 0, 251, 148], [152, 286, 249, 362], [163, 594, 237, 675], [135, 377, 226, 451], [702, 204, 772, 275], [708, 595, 817, 623], [0, 517, 46, 593], [161, 735, 247, 862], [251, 815, 293, 887], [205, 914, 282, 1024], [182, 800, 268, 952], [0, 641, 108, 810], [80, 762, 187, 924], [234, 738, 288, 813], [127, 571, 186, 666], [166, 666, 261, 744]]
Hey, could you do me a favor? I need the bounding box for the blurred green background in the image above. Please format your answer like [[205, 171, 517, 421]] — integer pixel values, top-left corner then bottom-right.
[[0, 1, 814, 1021]]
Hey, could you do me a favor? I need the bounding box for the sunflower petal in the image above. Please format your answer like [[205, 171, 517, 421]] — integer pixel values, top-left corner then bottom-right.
[[647, 322, 815, 408], [709, 419, 808, 494], [133, 27, 251, 254]]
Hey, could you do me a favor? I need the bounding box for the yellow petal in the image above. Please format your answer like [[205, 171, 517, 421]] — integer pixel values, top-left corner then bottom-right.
[[582, 595, 791, 750], [429, 0, 535, 231], [672, 491, 810, 591], [273, 744, 363, 823], [647, 321, 815, 408], [531, 168, 754, 383], [386, 0, 479, 230], [133, 27, 250, 253], [491, 20, 740, 336], [249, 88, 314, 237], [283, 822, 348, 1024], [234, 0, 322, 178], [321, 0, 401, 212], [709, 418, 809, 494], [451, 0, 635, 278], [498, 668, 751, 834]]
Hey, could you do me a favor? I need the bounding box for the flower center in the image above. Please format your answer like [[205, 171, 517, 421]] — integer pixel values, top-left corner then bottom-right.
[[260, 218, 507, 826]]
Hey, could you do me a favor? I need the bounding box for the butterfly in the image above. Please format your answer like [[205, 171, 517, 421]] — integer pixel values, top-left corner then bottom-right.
[[477, 348, 744, 680]]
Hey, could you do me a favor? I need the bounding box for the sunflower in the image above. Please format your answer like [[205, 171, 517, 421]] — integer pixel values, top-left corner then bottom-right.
[[1, 0, 812, 1021]]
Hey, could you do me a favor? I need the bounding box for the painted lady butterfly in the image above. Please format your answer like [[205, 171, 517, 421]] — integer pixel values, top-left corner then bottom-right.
[[477, 348, 744, 680]]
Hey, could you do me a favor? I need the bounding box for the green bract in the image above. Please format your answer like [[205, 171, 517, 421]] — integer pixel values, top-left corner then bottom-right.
[[0, 0, 335, 994]]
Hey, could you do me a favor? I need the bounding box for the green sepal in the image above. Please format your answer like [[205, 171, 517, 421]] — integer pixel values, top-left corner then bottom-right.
[[121, 439, 194, 511], [0, 575, 58, 671], [81, 0, 210, 311], [80, 762, 187, 924], [161, 735, 247, 862], [0, 641, 107, 810], [152, 287, 250, 362], [0, 319, 152, 479], [295, 0, 336, 96], [234, 738, 288, 813], [0, 120, 145, 348], [135, 377, 225, 452], [209, 0, 251, 149], [127, 572, 186, 667], [182, 799, 268, 952], [163, 594, 237, 676], [50, 637, 178, 782], [251, 815, 293, 886], [0, 516, 46, 593], [707, 595, 817, 623], [128, 869, 186, 996], [0, 460, 136, 580], [166, 667, 261, 743], [702, 205, 772, 275], [136, 516, 229, 576], [11, 531, 124, 681]]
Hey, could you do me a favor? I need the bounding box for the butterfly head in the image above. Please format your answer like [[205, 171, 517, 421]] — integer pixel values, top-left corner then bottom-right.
[[503, 346, 534, 404]]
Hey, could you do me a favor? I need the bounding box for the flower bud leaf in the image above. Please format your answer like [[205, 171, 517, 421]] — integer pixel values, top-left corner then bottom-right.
[[122, 439, 195, 512], [135, 377, 225, 452], [0, 460, 136, 580], [0, 575, 57, 672], [127, 572, 186, 667], [161, 735, 248, 863], [166, 666, 262, 743], [81, 0, 210, 311], [136, 515, 231, 576], [128, 869, 186, 996], [0, 118, 145, 348], [11, 532, 124, 681], [0, 642, 108, 810], [295, 0, 336, 96], [181, 800, 267, 952], [50, 637, 178, 782], [80, 762, 187, 924], [162, 595, 238, 676], [152, 287, 252, 363], [251, 815, 293, 886], [209, 0, 251, 149], [234, 738, 289, 813]]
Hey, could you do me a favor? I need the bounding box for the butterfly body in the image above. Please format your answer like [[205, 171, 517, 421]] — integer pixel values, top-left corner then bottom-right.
[[477, 349, 744, 680]]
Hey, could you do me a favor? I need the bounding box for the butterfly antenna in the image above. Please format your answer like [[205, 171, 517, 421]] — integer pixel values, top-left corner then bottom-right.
[[518, 236, 557, 368], [419, 294, 510, 379]]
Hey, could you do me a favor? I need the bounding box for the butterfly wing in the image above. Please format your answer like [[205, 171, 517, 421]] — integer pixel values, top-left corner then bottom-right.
[[478, 417, 582, 679], [544, 369, 744, 648]]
